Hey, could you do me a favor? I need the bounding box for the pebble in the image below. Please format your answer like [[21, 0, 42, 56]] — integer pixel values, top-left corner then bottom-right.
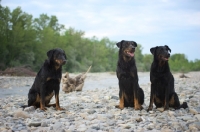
[[0, 72, 200, 131]]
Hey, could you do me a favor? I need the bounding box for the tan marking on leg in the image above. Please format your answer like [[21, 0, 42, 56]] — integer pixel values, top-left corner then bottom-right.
[[155, 96, 162, 104], [35, 94, 40, 102], [55, 94, 64, 110], [45, 92, 54, 103], [169, 95, 175, 106], [118, 92, 125, 109], [134, 96, 143, 110], [40, 99, 47, 111], [46, 103, 56, 107], [47, 77, 51, 81], [32, 94, 40, 108]]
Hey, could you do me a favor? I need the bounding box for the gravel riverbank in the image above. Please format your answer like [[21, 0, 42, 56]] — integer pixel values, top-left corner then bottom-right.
[[0, 72, 200, 132]]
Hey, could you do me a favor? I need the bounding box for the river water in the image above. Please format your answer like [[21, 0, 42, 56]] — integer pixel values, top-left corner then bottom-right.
[[0, 72, 150, 98]]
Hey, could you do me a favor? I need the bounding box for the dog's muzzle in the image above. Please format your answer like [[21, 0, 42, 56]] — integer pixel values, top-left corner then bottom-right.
[[62, 59, 67, 65]]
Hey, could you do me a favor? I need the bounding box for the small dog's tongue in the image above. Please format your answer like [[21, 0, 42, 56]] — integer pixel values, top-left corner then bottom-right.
[[128, 52, 134, 57]]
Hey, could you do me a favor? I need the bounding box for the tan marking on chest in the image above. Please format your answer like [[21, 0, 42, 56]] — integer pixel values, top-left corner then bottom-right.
[[47, 77, 51, 81], [35, 94, 40, 103], [47, 77, 61, 82]]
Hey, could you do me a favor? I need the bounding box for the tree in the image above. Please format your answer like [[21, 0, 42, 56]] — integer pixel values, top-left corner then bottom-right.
[[143, 54, 153, 71], [0, 4, 199, 72], [135, 44, 144, 71], [169, 54, 190, 72], [0, 4, 10, 69]]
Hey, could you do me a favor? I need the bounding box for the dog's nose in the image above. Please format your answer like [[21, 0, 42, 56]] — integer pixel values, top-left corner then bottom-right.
[[62, 60, 67, 64]]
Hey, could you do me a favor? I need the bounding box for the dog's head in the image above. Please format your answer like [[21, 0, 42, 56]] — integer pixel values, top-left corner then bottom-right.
[[116, 40, 137, 59], [47, 48, 67, 67], [150, 45, 171, 62]]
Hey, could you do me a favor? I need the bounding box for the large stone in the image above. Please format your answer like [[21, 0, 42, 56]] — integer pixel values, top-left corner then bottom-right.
[[195, 114, 200, 121], [13, 110, 30, 119]]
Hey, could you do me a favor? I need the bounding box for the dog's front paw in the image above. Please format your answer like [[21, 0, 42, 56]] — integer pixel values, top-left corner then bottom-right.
[[164, 106, 169, 111], [56, 107, 65, 111], [40, 107, 47, 111], [147, 106, 153, 112], [134, 105, 143, 110], [115, 105, 124, 110]]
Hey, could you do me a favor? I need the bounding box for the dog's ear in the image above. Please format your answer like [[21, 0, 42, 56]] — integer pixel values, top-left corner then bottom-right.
[[150, 46, 158, 55], [133, 41, 137, 47], [116, 40, 124, 48], [165, 45, 171, 53], [47, 49, 55, 60], [63, 50, 67, 60]]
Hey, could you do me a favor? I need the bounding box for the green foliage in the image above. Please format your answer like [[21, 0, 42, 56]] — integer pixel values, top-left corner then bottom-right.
[[135, 44, 144, 71], [169, 54, 189, 72], [169, 54, 200, 72], [142, 54, 153, 71], [0, 4, 199, 72]]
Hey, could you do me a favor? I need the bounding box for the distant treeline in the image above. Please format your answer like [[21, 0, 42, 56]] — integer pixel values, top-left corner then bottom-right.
[[0, 4, 200, 72]]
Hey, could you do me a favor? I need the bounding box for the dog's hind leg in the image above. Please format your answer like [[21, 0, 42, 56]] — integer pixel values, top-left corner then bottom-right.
[[169, 93, 188, 109], [28, 89, 40, 108], [169, 92, 179, 109], [46, 103, 56, 107], [134, 90, 143, 110], [138, 88, 144, 105]]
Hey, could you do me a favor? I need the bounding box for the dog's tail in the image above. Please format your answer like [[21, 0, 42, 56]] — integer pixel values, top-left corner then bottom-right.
[[179, 102, 188, 109], [20, 105, 28, 109]]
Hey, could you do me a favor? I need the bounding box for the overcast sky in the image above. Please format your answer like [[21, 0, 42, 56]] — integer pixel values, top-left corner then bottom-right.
[[2, 0, 200, 60]]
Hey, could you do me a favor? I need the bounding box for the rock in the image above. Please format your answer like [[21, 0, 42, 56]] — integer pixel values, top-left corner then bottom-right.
[[118, 124, 131, 129], [168, 111, 175, 117], [41, 122, 48, 127], [157, 108, 164, 112], [13, 110, 30, 118], [181, 115, 194, 121], [111, 95, 119, 100], [135, 117, 143, 122], [87, 110, 96, 114], [195, 114, 200, 121], [189, 108, 198, 115], [77, 124, 87, 131], [28, 122, 41, 127], [24, 106, 35, 112], [107, 120, 115, 126], [53, 122, 62, 130], [189, 122, 200, 130]]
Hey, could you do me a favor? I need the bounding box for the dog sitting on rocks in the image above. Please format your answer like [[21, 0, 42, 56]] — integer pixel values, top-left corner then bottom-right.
[[62, 66, 91, 93], [115, 40, 144, 110], [27, 48, 67, 111], [147, 45, 188, 111]]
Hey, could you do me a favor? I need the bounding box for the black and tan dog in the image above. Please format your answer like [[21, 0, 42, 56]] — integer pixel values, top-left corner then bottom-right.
[[27, 48, 67, 111], [115, 40, 144, 110], [147, 45, 188, 111]]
